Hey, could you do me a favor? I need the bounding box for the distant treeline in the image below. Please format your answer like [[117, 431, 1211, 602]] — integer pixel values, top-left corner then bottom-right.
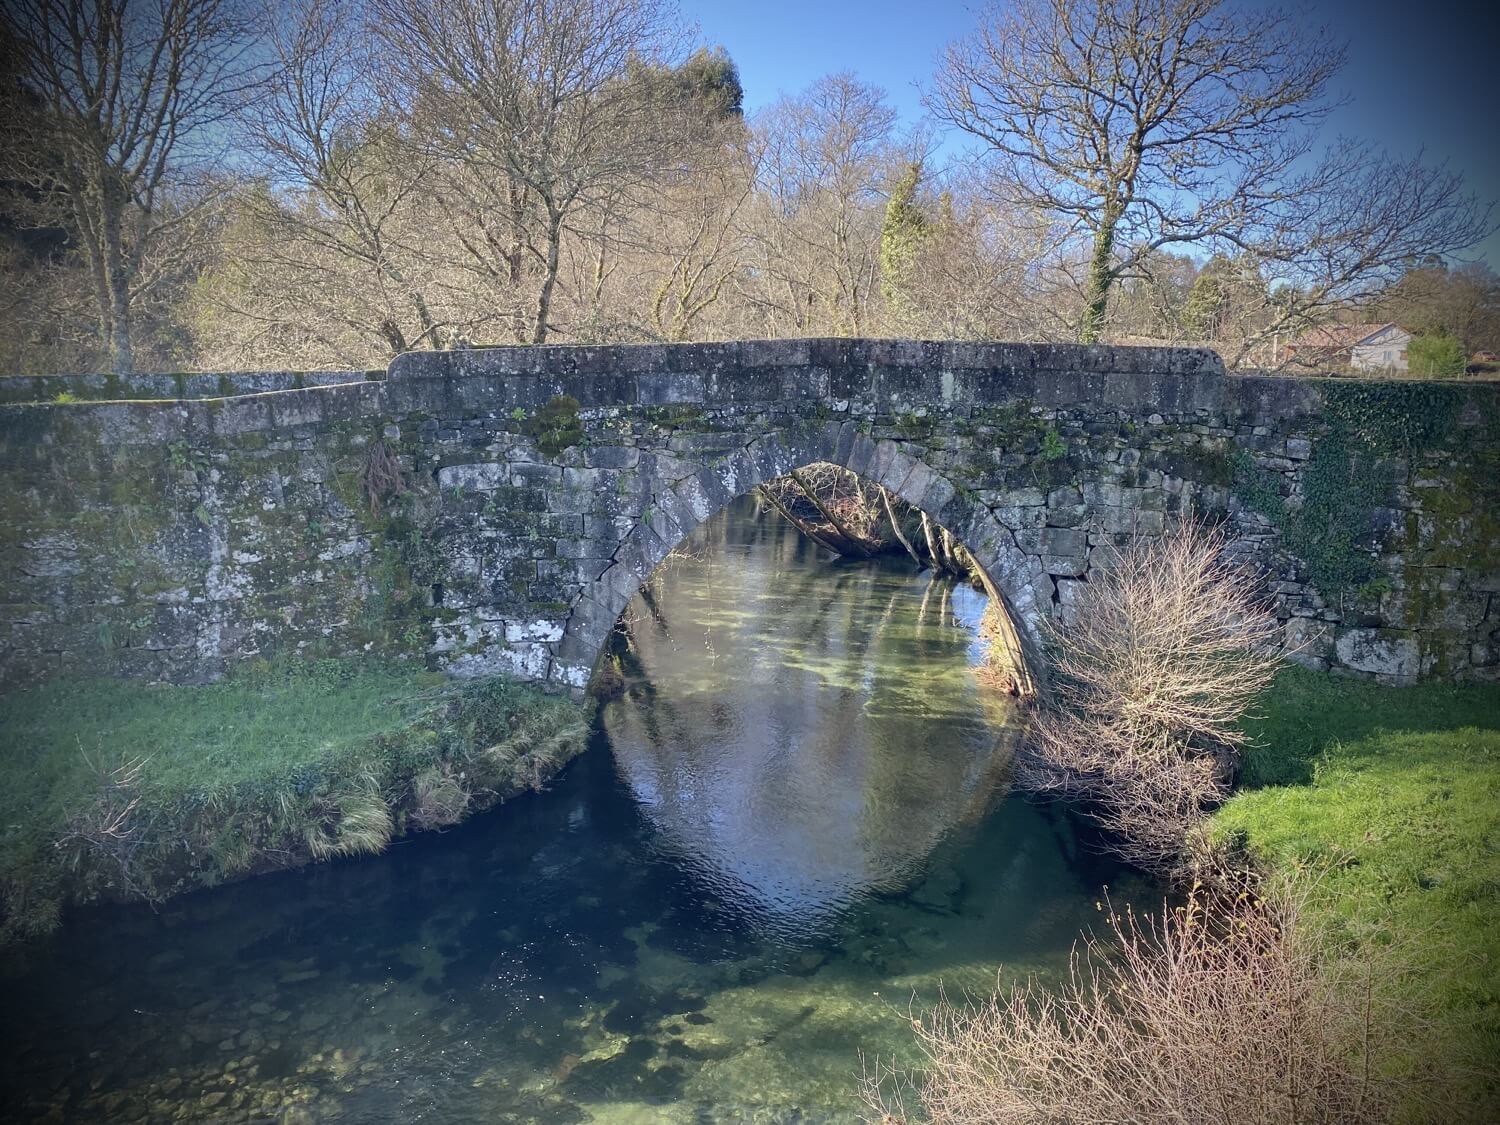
[[0, 0, 1492, 376]]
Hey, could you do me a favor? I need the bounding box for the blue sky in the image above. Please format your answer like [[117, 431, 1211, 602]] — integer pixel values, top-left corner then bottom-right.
[[680, 0, 1500, 267]]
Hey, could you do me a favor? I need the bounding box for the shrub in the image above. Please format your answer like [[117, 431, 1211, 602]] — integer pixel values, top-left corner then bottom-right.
[[57, 751, 151, 898], [1021, 521, 1280, 872], [1405, 332, 1466, 378], [359, 439, 409, 516], [863, 878, 1410, 1124]]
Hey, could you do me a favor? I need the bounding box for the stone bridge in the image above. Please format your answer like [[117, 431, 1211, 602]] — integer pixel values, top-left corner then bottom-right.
[[1, 340, 1496, 694]]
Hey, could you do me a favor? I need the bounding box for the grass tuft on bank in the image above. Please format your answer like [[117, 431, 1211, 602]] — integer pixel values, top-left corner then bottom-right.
[[0, 659, 590, 946], [1213, 666, 1500, 1116]]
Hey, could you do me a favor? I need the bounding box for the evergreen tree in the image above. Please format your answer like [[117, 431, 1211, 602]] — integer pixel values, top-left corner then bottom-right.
[[631, 46, 744, 123], [880, 162, 929, 318], [675, 46, 744, 120], [1406, 332, 1466, 377], [1183, 265, 1229, 340]]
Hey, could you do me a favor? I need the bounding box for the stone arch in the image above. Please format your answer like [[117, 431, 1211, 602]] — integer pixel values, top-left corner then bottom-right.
[[550, 421, 1049, 695]]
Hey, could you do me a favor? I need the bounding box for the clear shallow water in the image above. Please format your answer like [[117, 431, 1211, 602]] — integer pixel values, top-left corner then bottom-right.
[[1, 499, 1151, 1123]]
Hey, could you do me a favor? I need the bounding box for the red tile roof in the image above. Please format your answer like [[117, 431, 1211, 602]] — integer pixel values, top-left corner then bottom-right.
[[1288, 322, 1400, 350]]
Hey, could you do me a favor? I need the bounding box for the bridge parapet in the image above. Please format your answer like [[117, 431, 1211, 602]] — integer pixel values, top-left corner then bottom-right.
[[385, 338, 1231, 413], [0, 367, 378, 404]]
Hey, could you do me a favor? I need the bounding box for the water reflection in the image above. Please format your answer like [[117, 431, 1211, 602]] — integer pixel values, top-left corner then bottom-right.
[[607, 497, 1019, 941]]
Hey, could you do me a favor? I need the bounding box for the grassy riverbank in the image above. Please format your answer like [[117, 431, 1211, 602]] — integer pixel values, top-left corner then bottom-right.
[[1212, 666, 1500, 1115], [0, 660, 589, 946]]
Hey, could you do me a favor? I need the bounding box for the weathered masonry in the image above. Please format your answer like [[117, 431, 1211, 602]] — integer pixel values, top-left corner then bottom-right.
[[1, 340, 1496, 693]]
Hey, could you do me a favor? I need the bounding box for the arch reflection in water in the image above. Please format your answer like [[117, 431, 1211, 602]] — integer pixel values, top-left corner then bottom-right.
[[601, 495, 1020, 944]]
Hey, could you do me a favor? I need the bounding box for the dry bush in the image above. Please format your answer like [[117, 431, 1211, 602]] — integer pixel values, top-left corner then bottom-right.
[[974, 602, 1024, 696], [1028, 714, 1229, 872], [1022, 521, 1281, 872], [59, 750, 154, 899], [864, 879, 1407, 1125], [1046, 520, 1280, 749], [304, 778, 394, 859], [759, 462, 891, 555], [360, 440, 409, 517]]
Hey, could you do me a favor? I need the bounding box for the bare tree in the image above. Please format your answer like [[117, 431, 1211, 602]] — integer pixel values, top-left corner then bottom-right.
[[930, 0, 1346, 343], [641, 143, 754, 341], [230, 0, 449, 359], [743, 74, 898, 336], [0, 227, 120, 373], [1224, 145, 1493, 367], [931, 1, 1493, 355], [370, 0, 693, 344], [878, 167, 1068, 340], [0, 0, 261, 373], [558, 80, 751, 344]]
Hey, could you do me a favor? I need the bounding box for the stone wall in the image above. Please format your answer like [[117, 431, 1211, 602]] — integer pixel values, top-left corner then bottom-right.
[[1, 340, 1495, 692]]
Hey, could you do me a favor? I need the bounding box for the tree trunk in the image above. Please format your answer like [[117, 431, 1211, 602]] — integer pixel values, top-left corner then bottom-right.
[[80, 236, 114, 359], [383, 256, 441, 350], [102, 200, 134, 375], [1079, 200, 1121, 345], [942, 528, 968, 577], [377, 319, 408, 355], [921, 510, 942, 568], [590, 206, 611, 328], [758, 485, 846, 555], [108, 296, 133, 374], [508, 179, 528, 343], [881, 487, 922, 564], [532, 207, 564, 345], [410, 289, 442, 349]]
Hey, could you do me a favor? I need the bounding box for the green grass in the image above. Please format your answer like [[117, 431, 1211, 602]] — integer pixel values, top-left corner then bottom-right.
[[0, 659, 590, 945], [1213, 666, 1500, 1115], [2, 660, 443, 835]]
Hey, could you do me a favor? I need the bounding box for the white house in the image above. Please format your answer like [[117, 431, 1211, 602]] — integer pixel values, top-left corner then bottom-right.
[[1286, 322, 1411, 372]]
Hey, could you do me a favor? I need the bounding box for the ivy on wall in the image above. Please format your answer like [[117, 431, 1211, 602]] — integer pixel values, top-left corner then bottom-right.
[[1239, 383, 1469, 600], [1321, 383, 1466, 452]]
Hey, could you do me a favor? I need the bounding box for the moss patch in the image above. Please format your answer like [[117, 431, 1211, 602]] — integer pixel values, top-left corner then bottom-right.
[[0, 659, 590, 946], [524, 394, 584, 457]]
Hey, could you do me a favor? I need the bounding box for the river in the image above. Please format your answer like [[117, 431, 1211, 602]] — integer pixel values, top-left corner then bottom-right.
[[0, 496, 1150, 1123]]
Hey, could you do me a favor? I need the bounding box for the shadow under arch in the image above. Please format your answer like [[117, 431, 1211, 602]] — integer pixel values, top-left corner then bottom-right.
[[553, 423, 1047, 696]]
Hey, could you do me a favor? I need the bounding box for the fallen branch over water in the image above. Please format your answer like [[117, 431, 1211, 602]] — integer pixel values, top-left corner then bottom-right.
[[758, 462, 981, 582]]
